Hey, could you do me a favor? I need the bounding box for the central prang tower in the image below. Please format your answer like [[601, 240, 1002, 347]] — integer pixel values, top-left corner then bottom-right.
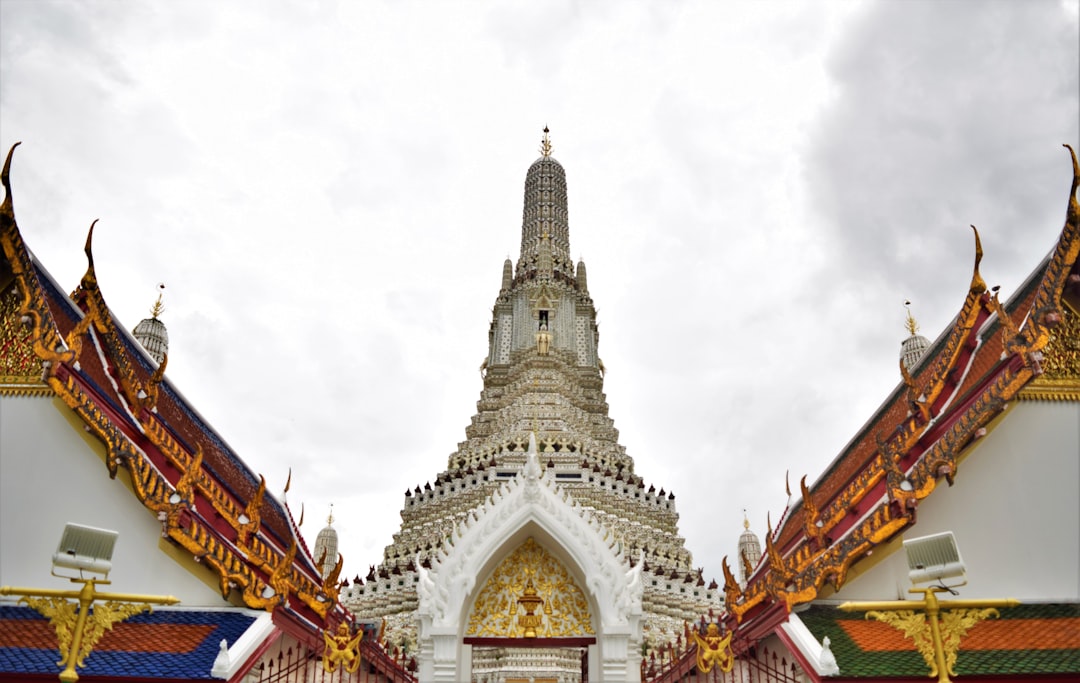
[[344, 130, 716, 680]]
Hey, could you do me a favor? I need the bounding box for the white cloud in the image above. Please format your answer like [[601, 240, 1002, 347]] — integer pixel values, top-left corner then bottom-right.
[[2, 0, 1076, 587]]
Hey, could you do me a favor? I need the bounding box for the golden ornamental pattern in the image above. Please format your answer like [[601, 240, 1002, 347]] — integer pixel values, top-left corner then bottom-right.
[[466, 537, 593, 637], [21, 595, 151, 669], [0, 282, 42, 386], [1030, 307, 1079, 382], [866, 607, 1000, 680]]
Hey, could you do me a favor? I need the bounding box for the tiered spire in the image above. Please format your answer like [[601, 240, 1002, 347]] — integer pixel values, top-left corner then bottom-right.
[[132, 283, 168, 364], [345, 133, 715, 670], [737, 511, 762, 587], [900, 300, 930, 370], [313, 504, 339, 579], [518, 127, 573, 279]]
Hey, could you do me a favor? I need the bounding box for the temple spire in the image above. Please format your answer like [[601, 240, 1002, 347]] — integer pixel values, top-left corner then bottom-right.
[[133, 283, 169, 364], [901, 300, 930, 370], [518, 127, 571, 278]]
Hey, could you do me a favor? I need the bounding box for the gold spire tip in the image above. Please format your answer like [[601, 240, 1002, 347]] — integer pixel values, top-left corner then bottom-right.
[[539, 125, 553, 157], [327, 503, 334, 526], [149, 283, 166, 319], [904, 300, 919, 336]]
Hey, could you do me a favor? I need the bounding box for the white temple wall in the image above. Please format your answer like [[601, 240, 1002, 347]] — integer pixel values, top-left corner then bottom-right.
[[0, 394, 231, 606], [829, 400, 1080, 602]]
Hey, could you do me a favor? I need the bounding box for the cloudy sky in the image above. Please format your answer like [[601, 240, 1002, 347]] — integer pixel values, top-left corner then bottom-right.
[[2, 0, 1077, 585]]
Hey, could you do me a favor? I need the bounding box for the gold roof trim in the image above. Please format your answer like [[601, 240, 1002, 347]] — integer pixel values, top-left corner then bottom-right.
[[0, 147, 342, 621], [1018, 378, 1080, 402], [724, 146, 1080, 622], [0, 383, 54, 396]]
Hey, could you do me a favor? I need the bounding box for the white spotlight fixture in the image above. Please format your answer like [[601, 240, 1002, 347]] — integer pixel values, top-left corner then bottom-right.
[[903, 531, 966, 585], [51, 523, 119, 580]]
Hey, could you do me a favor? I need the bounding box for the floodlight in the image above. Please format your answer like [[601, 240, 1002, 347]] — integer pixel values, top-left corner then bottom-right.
[[903, 531, 965, 585], [51, 523, 118, 579]]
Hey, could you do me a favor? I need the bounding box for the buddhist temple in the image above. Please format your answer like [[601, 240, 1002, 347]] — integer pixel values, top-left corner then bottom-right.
[[711, 146, 1080, 681], [0, 144, 392, 681], [343, 128, 715, 682], [2, 136, 1078, 682]]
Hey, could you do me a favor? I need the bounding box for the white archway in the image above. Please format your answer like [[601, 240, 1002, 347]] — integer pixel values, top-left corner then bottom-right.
[[416, 436, 643, 682]]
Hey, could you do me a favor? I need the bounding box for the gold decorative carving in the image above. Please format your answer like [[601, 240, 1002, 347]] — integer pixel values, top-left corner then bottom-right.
[[800, 475, 825, 550], [2, 578, 177, 683], [1, 144, 75, 375], [690, 623, 733, 674], [141, 351, 167, 412], [517, 579, 544, 637], [1022, 306, 1079, 399], [720, 558, 742, 607], [321, 551, 344, 605], [466, 537, 593, 637], [0, 282, 42, 386], [323, 622, 363, 673], [844, 586, 1017, 683]]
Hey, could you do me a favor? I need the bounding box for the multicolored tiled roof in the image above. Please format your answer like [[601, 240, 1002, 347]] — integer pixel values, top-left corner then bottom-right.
[[797, 602, 1080, 677], [0, 604, 257, 680]]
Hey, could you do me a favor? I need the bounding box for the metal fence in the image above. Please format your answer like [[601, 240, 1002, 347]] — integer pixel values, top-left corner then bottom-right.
[[248, 636, 801, 683], [250, 638, 417, 683], [642, 640, 804, 683]]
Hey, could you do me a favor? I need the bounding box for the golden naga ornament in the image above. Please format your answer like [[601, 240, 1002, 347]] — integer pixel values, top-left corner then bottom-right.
[[322, 622, 363, 673], [690, 623, 734, 674]]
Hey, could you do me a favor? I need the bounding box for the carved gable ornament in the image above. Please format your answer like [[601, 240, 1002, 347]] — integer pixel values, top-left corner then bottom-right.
[[466, 537, 594, 638], [416, 434, 640, 631]]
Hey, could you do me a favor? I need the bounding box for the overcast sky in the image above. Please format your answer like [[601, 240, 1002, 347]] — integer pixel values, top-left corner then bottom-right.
[[2, 0, 1077, 586]]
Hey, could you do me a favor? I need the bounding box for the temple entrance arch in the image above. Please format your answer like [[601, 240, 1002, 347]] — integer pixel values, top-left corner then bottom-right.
[[415, 437, 643, 682]]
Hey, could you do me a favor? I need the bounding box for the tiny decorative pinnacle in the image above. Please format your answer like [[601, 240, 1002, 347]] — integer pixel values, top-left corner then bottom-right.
[[150, 283, 166, 319], [539, 125, 553, 157], [904, 300, 919, 335], [327, 503, 335, 526], [743, 509, 750, 530]]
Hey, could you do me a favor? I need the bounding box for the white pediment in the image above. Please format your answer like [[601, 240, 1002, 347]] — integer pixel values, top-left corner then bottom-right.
[[415, 433, 644, 682]]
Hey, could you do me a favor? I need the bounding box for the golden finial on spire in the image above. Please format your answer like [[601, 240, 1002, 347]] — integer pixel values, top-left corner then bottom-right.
[[539, 125, 553, 157], [743, 509, 750, 531], [149, 283, 165, 319], [327, 503, 334, 527], [904, 300, 919, 336]]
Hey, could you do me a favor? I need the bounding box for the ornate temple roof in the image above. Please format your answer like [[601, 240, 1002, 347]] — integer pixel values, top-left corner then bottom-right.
[[0, 144, 349, 649], [718, 146, 1080, 661]]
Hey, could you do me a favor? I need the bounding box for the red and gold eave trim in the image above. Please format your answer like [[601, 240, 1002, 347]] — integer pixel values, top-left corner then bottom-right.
[[723, 145, 1080, 630], [0, 144, 347, 636]]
